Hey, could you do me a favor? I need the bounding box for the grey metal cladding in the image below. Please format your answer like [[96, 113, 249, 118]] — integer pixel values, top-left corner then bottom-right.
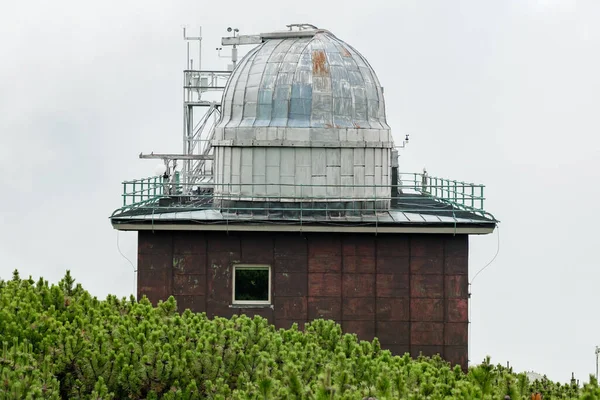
[[216, 30, 389, 132]]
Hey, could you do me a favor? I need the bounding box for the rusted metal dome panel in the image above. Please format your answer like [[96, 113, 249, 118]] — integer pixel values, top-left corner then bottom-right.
[[216, 30, 390, 133]]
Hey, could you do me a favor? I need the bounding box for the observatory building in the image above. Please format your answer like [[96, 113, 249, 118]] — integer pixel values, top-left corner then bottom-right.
[[110, 25, 497, 370]]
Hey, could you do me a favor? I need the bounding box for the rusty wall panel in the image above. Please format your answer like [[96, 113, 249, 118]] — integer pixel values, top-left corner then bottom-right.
[[411, 345, 444, 359], [138, 269, 171, 305], [376, 322, 410, 345], [308, 296, 342, 320], [410, 256, 443, 275], [172, 254, 205, 275], [275, 297, 307, 320], [377, 255, 409, 274], [175, 295, 206, 313], [445, 257, 468, 275], [377, 298, 409, 321], [410, 275, 444, 298], [343, 297, 375, 320], [343, 274, 375, 297], [342, 236, 375, 273], [137, 231, 470, 371], [445, 346, 468, 368], [377, 273, 409, 297], [274, 272, 307, 297], [445, 275, 468, 298], [138, 253, 171, 271], [445, 235, 468, 258], [445, 323, 468, 346], [377, 235, 409, 256], [343, 320, 375, 342], [308, 235, 341, 273], [411, 235, 444, 258], [446, 299, 468, 322], [410, 299, 444, 321], [207, 233, 241, 254], [308, 273, 341, 297], [173, 274, 205, 296], [411, 322, 444, 346], [241, 234, 274, 264], [138, 231, 173, 255], [173, 231, 206, 255]]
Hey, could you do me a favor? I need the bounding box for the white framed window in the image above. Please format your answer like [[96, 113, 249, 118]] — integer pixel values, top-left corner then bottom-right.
[[232, 264, 271, 305]]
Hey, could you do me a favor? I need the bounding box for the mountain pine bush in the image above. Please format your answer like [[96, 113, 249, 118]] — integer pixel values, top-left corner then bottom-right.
[[0, 270, 596, 399]]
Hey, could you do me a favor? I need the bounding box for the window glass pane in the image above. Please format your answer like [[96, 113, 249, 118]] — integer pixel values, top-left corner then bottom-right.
[[234, 268, 269, 301]]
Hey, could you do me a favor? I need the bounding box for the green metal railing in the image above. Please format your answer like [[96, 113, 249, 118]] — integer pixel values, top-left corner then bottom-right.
[[113, 172, 493, 220], [401, 172, 485, 212]]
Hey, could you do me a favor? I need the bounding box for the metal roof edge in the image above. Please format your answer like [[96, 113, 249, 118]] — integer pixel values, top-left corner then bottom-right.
[[111, 222, 495, 235]]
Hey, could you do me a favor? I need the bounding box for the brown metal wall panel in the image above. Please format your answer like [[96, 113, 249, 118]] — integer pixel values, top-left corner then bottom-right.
[[445, 322, 468, 346], [446, 299, 468, 322], [138, 231, 173, 255], [411, 345, 444, 359], [342, 236, 375, 273], [410, 256, 443, 275], [308, 255, 342, 273], [172, 254, 205, 275], [274, 255, 307, 273], [410, 299, 444, 321], [376, 321, 410, 345], [376, 273, 409, 297], [411, 322, 445, 346], [175, 295, 206, 313], [445, 257, 468, 275], [444, 235, 468, 258], [376, 298, 410, 321], [274, 235, 308, 257], [343, 274, 375, 297], [308, 235, 341, 273], [207, 233, 241, 254], [376, 235, 409, 256], [137, 231, 471, 370], [308, 297, 342, 320], [138, 253, 171, 271], [411, 235, 444, 258], [241, 235, 274, 264], [343, 297, 375, 320], [173, 274, 205, 296], [173, 231, 206, 255], [275, 297, 307, 320], [138, 269, 171, 305], [343, 320, 375, 342], [376, 256, 409, 274], [274, 272, 308, 297], [410, 275, 444, 298], [445, 346, 468, 369], [308, 273, 341, 297], [445, 275, 468, 298], [206, 299, 235, 319]]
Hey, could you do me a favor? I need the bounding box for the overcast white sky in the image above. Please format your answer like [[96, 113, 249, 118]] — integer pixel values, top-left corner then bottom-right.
[[1, 0, 599, 383]]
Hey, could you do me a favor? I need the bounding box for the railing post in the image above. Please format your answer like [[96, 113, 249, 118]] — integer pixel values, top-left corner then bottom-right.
[[480, 186, 484, 210], [122, 182, 127, 206], [454, 180, 457, 204], [133, 180, 136, 204], [471, 185, 474, 208]]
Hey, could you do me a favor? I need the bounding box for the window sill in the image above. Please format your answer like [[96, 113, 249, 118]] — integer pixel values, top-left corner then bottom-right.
[[230, 304, 273, 309]]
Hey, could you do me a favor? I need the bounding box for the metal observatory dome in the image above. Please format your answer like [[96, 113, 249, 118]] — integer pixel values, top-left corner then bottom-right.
[[212, 26, 394, 211]]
